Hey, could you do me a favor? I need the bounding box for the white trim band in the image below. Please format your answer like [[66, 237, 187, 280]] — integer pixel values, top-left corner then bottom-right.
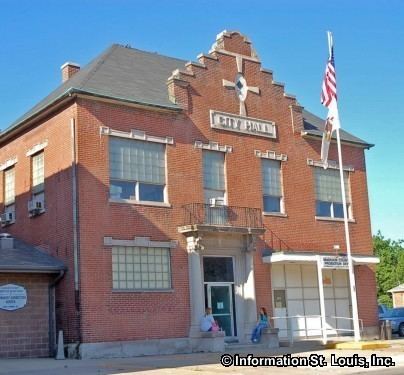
[[255, 150, 287, 161], [0, 157, 18, 171], [307, 158, 354, 172], [194, 140, 233, 153], [104, 236, 178, 249], [26, 140, 48, 157], [262, 251, 379, 265], [100, 127, 174, 145]]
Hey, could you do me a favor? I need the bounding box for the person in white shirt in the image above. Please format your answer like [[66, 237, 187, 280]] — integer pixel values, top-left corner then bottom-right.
[[200, 307, 215, 332]]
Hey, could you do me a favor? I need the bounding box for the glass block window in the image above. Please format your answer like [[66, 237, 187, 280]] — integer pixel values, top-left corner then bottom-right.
[[112, 247, 171, 290], [109, 137, 166, 202], [4, 167, 15, 206], [32, 152, 44, 194], [203, 151, 226, 203], [262, 159, 283, 213], [314, 168, 351, 218]]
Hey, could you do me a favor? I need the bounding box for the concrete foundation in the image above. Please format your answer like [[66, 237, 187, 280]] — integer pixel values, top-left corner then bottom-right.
[[78, 332, 225, 359], [261, 328, 280, 348]]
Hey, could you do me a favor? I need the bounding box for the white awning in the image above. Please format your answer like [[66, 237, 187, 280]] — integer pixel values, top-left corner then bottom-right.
[[262, 251, 379, 265]]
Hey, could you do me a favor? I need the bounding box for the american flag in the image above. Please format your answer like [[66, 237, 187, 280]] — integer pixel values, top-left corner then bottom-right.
[[321, 38, 337, 107], [320, 31, 340, 166]]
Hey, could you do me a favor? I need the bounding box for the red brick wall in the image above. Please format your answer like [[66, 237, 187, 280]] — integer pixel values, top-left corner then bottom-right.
[[356, 266, 379, 328], [0, 273, 51, 358], [0, 104, 79, 343]]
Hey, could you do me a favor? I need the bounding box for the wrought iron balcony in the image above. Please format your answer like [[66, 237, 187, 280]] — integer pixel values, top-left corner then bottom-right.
[[178, 203, 264, 234]]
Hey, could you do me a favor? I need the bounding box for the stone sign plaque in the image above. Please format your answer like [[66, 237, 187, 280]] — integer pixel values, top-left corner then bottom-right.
[[0, 284, 27, 311], [210, 110, 276, 139]]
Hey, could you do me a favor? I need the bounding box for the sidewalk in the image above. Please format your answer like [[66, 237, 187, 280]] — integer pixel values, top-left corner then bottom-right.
[[1, 341, 404, 375]]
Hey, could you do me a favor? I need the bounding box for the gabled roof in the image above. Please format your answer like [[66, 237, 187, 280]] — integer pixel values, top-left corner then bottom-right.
[[0, 238, 65, 273], [2, 44, 372, 148], [301, 110, 374, 148]]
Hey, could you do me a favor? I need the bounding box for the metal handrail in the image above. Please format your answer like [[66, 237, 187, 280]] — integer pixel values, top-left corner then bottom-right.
[[271, 315, 364, 345], [263, 224, 292, 252], [182, 203, 263, 228]]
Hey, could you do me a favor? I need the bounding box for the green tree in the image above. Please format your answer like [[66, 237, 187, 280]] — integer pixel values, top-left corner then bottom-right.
[[374, 232, 404, 308]]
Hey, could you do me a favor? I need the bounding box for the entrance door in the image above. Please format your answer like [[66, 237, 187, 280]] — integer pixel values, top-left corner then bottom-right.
[[203, 256, 236, 338], [207, 284, 234, 336]]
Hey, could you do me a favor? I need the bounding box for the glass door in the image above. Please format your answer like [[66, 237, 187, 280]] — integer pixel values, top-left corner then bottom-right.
[[207, 283, 234, 336]]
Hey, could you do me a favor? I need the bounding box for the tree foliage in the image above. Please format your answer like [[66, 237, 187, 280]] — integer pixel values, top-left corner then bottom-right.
[[374, 231, 404, 307]]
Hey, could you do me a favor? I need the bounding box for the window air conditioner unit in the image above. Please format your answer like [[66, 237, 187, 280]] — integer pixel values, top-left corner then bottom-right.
[[0, 212, 13, 225], [209, 197, 225, 207], [28, 197, 44, 216]]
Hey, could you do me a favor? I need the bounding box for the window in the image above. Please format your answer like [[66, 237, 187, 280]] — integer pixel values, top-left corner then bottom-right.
[[262, 159, 283, 213], [203, 151, 227, 225], [2, 167, 16, 224], [314, 168, 351, 219], [30, 152, 45, 214], [203, 151, 226, 203], [112, 246, 171, 290], [32, 152, 45, 194], [109, 137, 166, 203], [4, 167, 15, 206]]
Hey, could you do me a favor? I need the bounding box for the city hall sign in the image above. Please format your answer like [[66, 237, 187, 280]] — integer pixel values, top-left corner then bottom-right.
[[210, 110, 276, 139]]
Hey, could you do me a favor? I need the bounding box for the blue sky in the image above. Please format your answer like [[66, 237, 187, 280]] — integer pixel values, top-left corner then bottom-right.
[[1, 1, 403, 240]]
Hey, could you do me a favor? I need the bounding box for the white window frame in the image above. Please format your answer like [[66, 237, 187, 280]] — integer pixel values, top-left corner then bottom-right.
[[2, 167, 16, 225], [29, 152, 46, 216], [4, 167, 15, 207], [109, 137, 169, 207], [261, 159, 285, 215], [314, 167, 353, 221], [202, 150, 227, 205]]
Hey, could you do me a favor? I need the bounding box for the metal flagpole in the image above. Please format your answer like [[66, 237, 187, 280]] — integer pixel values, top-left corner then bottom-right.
[[335, 127, 361, 341]]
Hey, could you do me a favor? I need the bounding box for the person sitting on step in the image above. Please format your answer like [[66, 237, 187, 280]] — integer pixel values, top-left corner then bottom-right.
[[200, 307, 219, 332], [251, 307, 269, 343]]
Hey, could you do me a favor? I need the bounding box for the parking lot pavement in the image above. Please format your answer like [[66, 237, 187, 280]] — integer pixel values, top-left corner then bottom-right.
[[1, 343, 404, 375]]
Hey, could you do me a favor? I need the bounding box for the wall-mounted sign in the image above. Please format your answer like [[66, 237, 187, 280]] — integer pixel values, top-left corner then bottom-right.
[[320, 256, 349, 269], [0, 284, 27, 311], [210, 110, 276, 139]]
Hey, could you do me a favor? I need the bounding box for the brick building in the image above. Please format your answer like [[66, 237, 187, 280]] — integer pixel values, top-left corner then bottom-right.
[[0, 31, 379, 358]]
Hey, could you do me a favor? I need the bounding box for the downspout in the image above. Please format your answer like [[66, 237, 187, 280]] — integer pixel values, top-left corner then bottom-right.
[[70, 117, 83, 349], [48, 270, 65, 357], [289, 105, 295, 133]]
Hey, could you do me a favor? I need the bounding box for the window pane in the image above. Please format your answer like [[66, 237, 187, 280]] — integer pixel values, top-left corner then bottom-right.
[[112, 246, 171, 290], [4, 168, 15, 205], [139, 183, 164, 202], [262, 159, 282, 197], [32, 152, 44, 192], [263, 195, 281, 213], [109, 137, 165, 184], [316, 201, 332, 217], [203, 151, 225, 190], [315, 168, 350, 203], [333, 203, 348, 219], [203, 257, 234, 282], [110, 180, 136, 199]]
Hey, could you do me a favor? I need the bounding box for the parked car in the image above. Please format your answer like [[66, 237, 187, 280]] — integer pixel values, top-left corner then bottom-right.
[[380, 307, 404, 337], [378, 304, 390, 319]]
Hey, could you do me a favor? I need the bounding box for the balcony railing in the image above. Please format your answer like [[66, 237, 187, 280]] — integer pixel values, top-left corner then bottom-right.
[[181, 203, 263, 230]]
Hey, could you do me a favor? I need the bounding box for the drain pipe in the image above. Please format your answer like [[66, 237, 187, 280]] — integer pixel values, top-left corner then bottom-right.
[[48, 269, 65, 357]]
